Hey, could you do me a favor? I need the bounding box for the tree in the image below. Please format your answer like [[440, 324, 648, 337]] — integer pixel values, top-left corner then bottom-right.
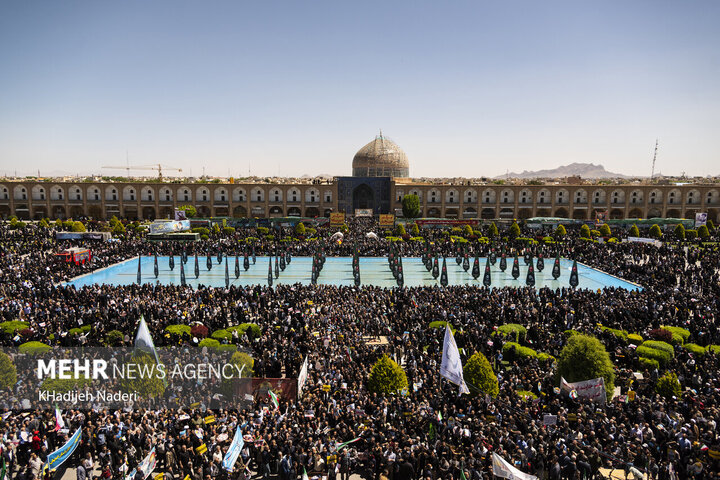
[[557, 334, 615, 400], [178, 205, 197, 218], [120, 352, 165, 399], [112, 222, 126, 236], [599, 224, 611, 237], [707, 219, 715, 232], [554, 224, 567, 239], [656, 372, 681, 400], [401, 194, 420, 219], [104, 330, 124, 347], [395, 223, 406, 236], [462, 224, 473, 236], [410, 223, 420, 236], [0, 351, 17, 389], [579, 224, 591, 239], [487, 222, 498, 238], [697, 225, 709, 239], [508, 222, 521, 239], [71, 221, 86, 232], [463, 352, 499, 398], [629, 224, 640, 237], [221, 351, 254, 396], [649, 224, 662, 239], [674, 223, 685, 241], [367, 354, 408, 395], [38, 218, 49, 229], [295, 222, 306, 236]]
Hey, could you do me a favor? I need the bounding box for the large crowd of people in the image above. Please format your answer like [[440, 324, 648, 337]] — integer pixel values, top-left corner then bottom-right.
[[0, 217, 719, 480]]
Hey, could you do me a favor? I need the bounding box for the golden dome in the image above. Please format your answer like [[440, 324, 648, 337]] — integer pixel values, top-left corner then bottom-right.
[[352, 133, 409, 177]]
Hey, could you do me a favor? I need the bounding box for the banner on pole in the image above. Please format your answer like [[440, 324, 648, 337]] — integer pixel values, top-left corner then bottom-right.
[[560, 376, 606, 404]]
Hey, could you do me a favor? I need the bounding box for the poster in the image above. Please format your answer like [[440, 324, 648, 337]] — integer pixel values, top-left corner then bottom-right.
[[379, 214, 395, 227], [329, 212, 345, 225]]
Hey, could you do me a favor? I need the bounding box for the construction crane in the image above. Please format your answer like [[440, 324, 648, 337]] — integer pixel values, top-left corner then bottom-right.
[[102, 164, 182, 180]]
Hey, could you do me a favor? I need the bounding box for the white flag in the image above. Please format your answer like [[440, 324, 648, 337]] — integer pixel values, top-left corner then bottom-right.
[[440, 324, 470, 394], [134, 316, 161, 366], [492, 452, 538, 480]]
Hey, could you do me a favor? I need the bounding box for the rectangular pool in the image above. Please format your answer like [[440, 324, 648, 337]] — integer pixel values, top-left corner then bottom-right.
[[64, 256, 642, 291]]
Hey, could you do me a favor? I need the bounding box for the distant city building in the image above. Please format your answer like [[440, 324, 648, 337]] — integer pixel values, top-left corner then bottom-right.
[[1, 135, 719, 223]]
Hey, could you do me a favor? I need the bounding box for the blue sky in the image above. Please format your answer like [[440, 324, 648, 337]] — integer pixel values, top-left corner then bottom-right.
[[0, 1, 718, 178]]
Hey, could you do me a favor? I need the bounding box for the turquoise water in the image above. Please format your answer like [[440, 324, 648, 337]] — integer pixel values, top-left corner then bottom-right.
[[64, 256, 641, 291]]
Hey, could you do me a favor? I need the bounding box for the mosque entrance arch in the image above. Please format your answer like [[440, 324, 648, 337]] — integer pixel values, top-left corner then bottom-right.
[[353, 184, 375, 212]]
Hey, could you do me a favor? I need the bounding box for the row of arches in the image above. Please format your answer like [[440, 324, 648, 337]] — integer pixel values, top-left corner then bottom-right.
[[396, 188, 720, 206], [413, 206, 720, 222], [0, 185, 333, 204]]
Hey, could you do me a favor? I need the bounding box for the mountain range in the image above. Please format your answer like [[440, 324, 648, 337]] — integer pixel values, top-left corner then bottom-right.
[[495, 163, 630, 179]]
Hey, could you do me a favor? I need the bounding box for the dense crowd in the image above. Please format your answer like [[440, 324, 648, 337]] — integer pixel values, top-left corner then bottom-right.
[[0, 217, 719, 480]]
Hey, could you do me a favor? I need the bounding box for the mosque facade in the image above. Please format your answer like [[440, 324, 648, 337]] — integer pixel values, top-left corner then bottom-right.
[[1, 134, 719, 223]]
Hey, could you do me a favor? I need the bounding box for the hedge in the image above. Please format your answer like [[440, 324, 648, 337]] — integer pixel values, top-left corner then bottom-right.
[[641, 340, 674, 355], [600, 325, 628, 341], [495, 324, 527, 343], [662, 326, 690, 344], [636, 345, 672, 366], [226, 323, 261, 340], [216, 344, 238, 353], [428, 321, 457, 334], [165, 325, 191, 336], [211, 329, 232, 341], [708, 345, 720, 354], [639, 356, 660, 370], [502, 342, 537, 360], [627, 334, 644, 344], [198, 338, 220, 349], [683, 343, 707, 356], [537, 352, 556, 362], [516, 390, 538, 400], [0, 320, 29, 335], [19, 341, 52, 355]]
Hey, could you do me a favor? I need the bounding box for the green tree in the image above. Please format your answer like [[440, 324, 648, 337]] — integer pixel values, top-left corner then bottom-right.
[[697, 225, 709, 239], [706, 219, 715, 231], [112, 222, 126, 236], [649, 224, 662, 239], [18, 341, 52, 355], [401, 194, 420, 219], [557, 334, 615, 400], [685, 229, 697, 241], [487, 222, 498, 238], [629, 224, 640, 237], [295, 222, 306, 236], [463, 351, 499, 398], [178, 205, 197, 218], [554, 224, 567, 239], [462, 224, 473, 236], [104, 330, 124, 346], [120, 352, 166, 399], [674, 223, 685, 241], [508, 222, 521, 239], [656, 371, 681, 400], [367, 354, 408, 395], [579, 224, 591, 239], [410, 223, 420, 236], [72, 221, 86, 232], [38, 218, 50, 229], [599, 224, 611, 237], [221, 351, 254, 396], [0, 351, 17, 389], [395, 223, 407, 236]]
